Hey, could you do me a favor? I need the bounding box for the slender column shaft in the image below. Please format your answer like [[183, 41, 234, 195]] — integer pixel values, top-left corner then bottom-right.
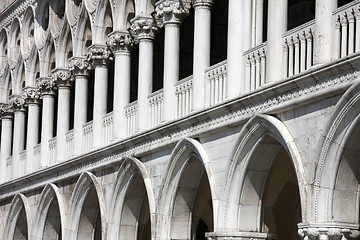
[[87, 45, 111, 149], [12, 110, 25, 178], [227, 0, 243, 98], [266, 0, 287, 83], [108, 32, 134, 139], [131, 17, 158, 131], [314, 0, 337, 64], [192, 0, 212, 110], [69, 57, 90, 156], [0, 114, 12, 183]]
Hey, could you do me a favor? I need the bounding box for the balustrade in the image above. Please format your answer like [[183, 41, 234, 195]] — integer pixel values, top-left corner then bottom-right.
[[65, 130, 74, 159], [333, 1, 360, 59], [49, 137, 57, 165], [83, 121, 93, 152], [244, 44, 267, 92], [282, 20, 314, 78], [148, 89, 164, 128], [103, 112, 113, 145], [206, 60, 227, 106], [125, 101, 138, 137], [6, 156, 12, 180], [175, 76, 193, 118], [19, 150, 26, 176], [33, 143, 41, 171]]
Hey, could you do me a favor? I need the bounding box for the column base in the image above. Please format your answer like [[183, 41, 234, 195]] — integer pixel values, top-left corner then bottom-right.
[[205, 231, 275, 240]]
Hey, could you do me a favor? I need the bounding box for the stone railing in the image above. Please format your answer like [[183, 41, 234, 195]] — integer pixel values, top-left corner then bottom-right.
[[49, 137, 57, 165], [125, 101, 138, 137], [83, 121, 93, 152], [103, 112, 113, 145], [206, 60, 227, 106], [244, 43, 267, 92], [283, 20, 314, 78], [65, 129, 74, 159], [6, 155, 12, 181], [333, 1, 360, 59], [148, 89, 164, 128], [19, 150, 26, 176], [175, 76, 193, 118], [33, 143, 41, 171]]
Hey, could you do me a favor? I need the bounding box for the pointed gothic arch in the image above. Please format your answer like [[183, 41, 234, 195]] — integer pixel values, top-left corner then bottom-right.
[[64, 171, 107, 239], [157, 138, 218, 239], [2, 193, 31, 240]]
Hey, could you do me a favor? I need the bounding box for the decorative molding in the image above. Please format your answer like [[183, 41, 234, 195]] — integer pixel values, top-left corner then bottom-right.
[[155, 0, 191, 25], [87, 44, 113, 67], [107, 31, 134, 54], [130, 16, 158, 41], [68, 56, 92, 77], [298, 227, 360, 240], [0, 0, 36, 30], [51, 68, 73, 88]]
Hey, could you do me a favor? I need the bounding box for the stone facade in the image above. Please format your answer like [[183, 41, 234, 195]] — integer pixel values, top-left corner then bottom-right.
[[0, 0, 360, 240]]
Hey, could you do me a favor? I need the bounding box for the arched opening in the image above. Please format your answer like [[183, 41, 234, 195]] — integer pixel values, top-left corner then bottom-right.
[[170, 156, 213, 240], [238, 134, 301, 240], [287, 0, 315, 31], [179, 7, 194, 80], [153, 26, 165, 92], [119, 173, 151, 239], [210, 0, 228, 65], [77, 187, 102, 239], [14, 207, 28, 240], [43, 198, 62, 240]]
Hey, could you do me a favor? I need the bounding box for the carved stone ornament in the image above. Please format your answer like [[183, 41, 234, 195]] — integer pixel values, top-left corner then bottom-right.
[[87, 44, 113, 67], [68, 56, 92, 77], [9, 95, 25, 111], [130, 17, 158, 41], [37, 77, 57, 96], [298, 227, 360, 240], [22, 87, 40, 104], [155, 0, 191, 24], [193, 0, 213, 9], [0, 103, 13, 119], [51, 68, 73, 88], [107, 31, 135, 54]]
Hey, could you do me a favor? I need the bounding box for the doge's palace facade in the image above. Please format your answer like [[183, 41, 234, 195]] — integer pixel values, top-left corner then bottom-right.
[[1, 0, 360, 239]]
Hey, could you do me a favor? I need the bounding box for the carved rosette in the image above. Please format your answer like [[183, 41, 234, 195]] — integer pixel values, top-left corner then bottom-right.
[[87, 44, 113, 67], [69, 56, 92, 77], [37, 77, 57, 96], [0, 103, 13, 119], [22, 87, 40, 105], [155, 0, 191, 24], [298, 227, 360, 240], [9, 95, 26, 112], [51, 68, 73, 88], [107, 31, 135, 55], [130, 17, 158, 41]]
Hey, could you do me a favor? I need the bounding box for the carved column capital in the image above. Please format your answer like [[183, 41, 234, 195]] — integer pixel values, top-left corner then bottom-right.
[[87, 44, 113, 67], [130, 16, 158, 41], [69, 56, 92, 77], [155, 0, 191, 24], [298, 226, 360, 240], [37, 77, 57, 96], [9, 95, 26, 112], [22, 86, 40, 105], [0, 103, 13, 119], [51, 68, 73, 88], [107, 31, 135, 55]]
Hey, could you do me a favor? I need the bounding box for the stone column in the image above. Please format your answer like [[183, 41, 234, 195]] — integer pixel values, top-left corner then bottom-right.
[[155, 0, 190, 122], [0, 105, 12, 183], [130, 17, 158, 131], [314, 0, 337, 65], [9, 95, 26, 179], [227, 0, 244, 98], [37, 77, 56, 168], [107, 31, 134, 140], [69, 57, 91, 156], [87, 44, 112, 149], [22, 87, 40, 173], [298, 225, 360, 240], [52, 68, 73, 162], [192, 0, 212, 110], [266, 0, 287, 83]]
